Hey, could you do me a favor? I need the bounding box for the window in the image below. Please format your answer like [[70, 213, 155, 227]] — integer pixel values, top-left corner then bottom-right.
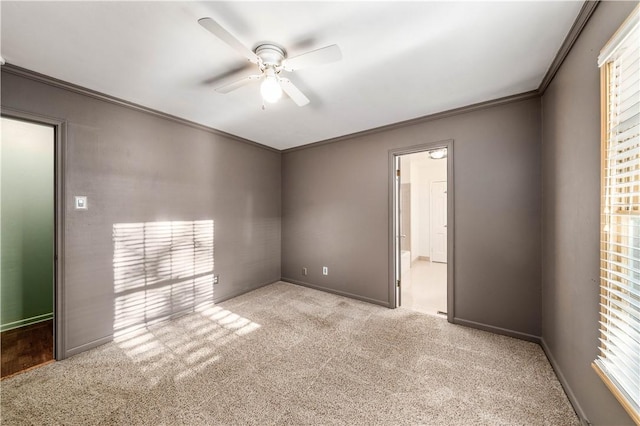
[[593, 5, 640, 424]]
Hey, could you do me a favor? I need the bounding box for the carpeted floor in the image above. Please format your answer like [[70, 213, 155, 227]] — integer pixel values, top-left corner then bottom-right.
[[0, 281, 578, 425]]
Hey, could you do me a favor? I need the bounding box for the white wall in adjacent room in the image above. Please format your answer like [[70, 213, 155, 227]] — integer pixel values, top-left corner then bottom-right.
[[410, 152, 447, 261]]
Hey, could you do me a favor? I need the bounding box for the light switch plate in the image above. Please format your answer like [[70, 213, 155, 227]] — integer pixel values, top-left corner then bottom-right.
[[75, 196, 88, 210]]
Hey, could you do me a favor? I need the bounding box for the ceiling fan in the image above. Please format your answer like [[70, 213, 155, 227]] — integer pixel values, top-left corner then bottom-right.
[[198, 17, 342, 107]]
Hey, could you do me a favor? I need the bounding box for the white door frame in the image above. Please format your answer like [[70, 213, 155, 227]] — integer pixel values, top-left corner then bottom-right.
[[388, 140, 454, 322]]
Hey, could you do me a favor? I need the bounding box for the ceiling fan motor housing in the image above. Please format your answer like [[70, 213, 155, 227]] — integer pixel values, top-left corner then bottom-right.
[[198, 17, 338, 106], [255, 43, 286, 66]]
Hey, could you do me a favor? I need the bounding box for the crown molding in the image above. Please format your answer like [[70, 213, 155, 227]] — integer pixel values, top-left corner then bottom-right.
[[2, 1, 598, 155], [0, 63, 279, 153], [538, 1, 600, 94], [285, 1, 601, 154], [283, 90, 539, 154]]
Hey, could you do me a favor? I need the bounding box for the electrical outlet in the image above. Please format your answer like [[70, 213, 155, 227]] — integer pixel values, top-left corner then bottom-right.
[[322, 266, 328, 276], [213, 274, 219, 285], [302, 267, 308, 276]]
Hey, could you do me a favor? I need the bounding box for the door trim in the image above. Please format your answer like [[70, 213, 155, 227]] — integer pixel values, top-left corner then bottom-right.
[[388, 140, 455, 322], [1, 107, 67, 360]]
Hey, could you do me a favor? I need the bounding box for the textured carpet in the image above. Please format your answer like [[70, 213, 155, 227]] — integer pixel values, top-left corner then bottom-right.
[[0, 281, 578, 425]]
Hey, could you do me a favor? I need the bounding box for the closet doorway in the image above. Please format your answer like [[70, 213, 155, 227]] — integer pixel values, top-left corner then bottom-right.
[[390, 141, 454, 320], [1, 114, 62, 377]]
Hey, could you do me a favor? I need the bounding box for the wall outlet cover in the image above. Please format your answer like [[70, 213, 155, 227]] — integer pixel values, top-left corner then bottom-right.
[[213, 274, 219, 285], [322, 266, 328, 275]]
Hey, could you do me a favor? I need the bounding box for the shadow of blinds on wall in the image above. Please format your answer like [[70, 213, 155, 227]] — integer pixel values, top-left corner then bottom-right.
[[113, 220, 215, 337], [593, 5, 640, 424]]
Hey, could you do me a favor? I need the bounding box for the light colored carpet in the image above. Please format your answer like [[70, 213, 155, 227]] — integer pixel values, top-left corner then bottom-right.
[[0, 281, 578, 425]]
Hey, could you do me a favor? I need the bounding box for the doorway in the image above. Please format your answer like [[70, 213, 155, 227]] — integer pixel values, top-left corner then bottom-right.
[[1, 115, 60, 377], [389, 141, 454, 320]]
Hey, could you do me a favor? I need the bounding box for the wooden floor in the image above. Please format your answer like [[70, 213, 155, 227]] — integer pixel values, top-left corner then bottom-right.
[[1, 320, 54, 378]]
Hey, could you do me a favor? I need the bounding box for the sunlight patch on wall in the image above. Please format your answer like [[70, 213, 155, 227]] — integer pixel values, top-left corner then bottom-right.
[[113, 220, 214, 337]]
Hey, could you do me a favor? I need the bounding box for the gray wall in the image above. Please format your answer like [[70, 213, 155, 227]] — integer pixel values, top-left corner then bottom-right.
[[1, 70, 282, 357], [282, 97, 542, 338], [541, 1, 637, 425]]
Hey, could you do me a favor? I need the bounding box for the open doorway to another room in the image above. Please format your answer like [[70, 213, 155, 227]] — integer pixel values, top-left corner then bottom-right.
[[395, 146, 450, 318], [1, 116, 56, 378]]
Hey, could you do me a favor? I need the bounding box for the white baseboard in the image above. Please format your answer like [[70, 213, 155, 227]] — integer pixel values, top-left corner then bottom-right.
[[1, 312, 53, 333]]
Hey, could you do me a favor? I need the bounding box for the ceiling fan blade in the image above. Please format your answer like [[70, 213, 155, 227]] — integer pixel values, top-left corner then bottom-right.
[[279, 78, 310, 106], [198, 17, 260, 64], [282, 44, 342, 71], [201, 62, 255, 86], [216, 75, 262, 94]]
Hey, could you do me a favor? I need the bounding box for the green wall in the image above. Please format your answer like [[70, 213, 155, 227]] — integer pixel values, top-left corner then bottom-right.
[[1, 117, 54, 332]]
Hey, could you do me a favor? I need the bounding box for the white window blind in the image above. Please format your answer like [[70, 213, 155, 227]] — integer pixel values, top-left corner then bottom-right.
[[594, 6, 640, 423]]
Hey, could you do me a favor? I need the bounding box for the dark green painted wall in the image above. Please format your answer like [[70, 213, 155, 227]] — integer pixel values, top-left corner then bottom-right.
[[1, 117, 54, 331]]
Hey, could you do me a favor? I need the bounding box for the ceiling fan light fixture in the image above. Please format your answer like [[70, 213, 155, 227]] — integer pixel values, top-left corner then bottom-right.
[[199, 17, 340, 108], [260, 76, 282, 103]]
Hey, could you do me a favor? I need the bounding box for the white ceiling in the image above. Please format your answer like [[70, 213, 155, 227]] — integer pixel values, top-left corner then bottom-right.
[[1, 1, 583, 150]]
